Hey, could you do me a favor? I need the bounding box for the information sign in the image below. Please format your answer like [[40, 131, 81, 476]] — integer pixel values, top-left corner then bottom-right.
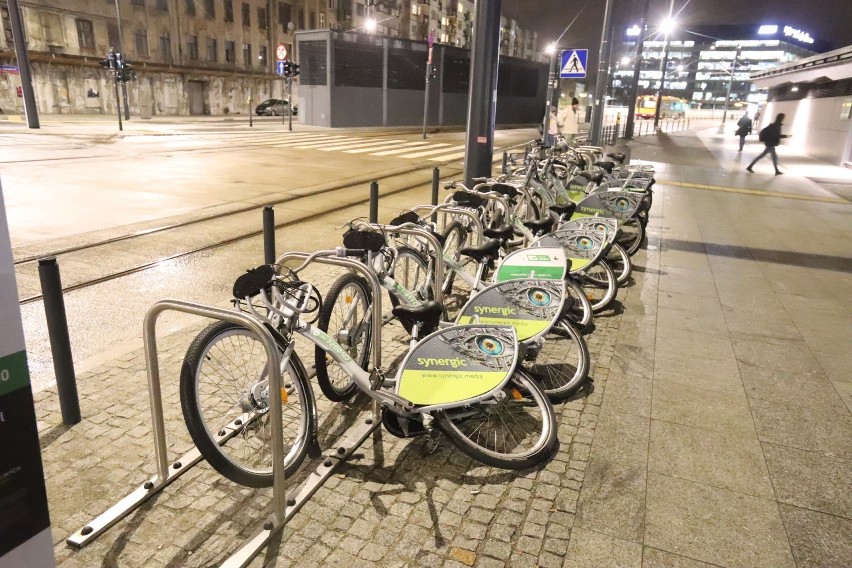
[[560, 49, 588, 79], [0, 178, 55, 568], [276, 61, 286, 75]]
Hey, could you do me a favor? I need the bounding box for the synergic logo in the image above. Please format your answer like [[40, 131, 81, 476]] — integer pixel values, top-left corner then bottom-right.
[[417, 357, 468, 368], [473, 305, 518, 316]]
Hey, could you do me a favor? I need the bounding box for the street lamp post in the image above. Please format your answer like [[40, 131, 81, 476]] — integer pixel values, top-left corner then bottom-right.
[[720, 45, 742, 129], [113, 0, 130, 120], [624, 0, 650, 139], [541, 43, 557, 144], [652, 30, 671, 129]]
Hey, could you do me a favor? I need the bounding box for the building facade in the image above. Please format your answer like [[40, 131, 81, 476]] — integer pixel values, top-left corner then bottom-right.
[[610, 23, 830, 112], [0, 0, 538, 116]]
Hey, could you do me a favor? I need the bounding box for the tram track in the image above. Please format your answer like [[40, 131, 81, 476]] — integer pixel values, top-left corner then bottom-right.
[[16, 145, 523, 305]]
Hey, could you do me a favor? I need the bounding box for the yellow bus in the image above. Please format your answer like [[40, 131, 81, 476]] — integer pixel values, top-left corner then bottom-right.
[[636, 96, 689, 119]]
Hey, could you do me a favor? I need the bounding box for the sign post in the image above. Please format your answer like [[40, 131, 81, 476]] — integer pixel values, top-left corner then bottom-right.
[[0, 177, 55, 568], [422, 30, 435, 140], [275, 44, 293, 131]]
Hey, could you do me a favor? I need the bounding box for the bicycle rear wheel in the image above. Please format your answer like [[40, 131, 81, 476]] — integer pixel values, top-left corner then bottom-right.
[[577, 259, 618, 313], [436, 369, 557, 470], [524, 320, 590, 401], [563, 277, 593, 328], [607, 242, 633, 286], [180, 321, 313, 488], [618, 218, 645, 256], [315, 273, 372, 402]]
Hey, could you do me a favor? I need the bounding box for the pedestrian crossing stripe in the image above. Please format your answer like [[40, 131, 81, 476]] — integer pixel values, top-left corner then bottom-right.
[[560, 49, 588, 79], [344, 140, 432, 154], [293, 136, 360, 148], [319, 139, 405, 152], [399, 144, 465, 159], [370, 142, 450, 156]]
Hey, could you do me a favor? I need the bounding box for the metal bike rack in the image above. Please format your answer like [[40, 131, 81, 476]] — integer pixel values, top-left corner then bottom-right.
[[67, 300, 291, 568], [442, 187, 513, 220], [411, 204, 485, 246], [362, 222, 445, 306]]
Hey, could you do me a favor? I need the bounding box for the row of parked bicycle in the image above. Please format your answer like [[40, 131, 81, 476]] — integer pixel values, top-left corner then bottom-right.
[[177, 135, 655, 487]]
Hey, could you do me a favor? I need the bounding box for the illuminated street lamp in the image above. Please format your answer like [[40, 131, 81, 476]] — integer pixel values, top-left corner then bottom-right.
[[365, 18, 377, 33], [541, 42, 559, 143], [653, 17, 676, 129]]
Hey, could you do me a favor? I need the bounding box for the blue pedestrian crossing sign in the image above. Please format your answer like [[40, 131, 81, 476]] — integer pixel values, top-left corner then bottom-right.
[[276, 61, 286, 75], [560, 49, 588, 79]]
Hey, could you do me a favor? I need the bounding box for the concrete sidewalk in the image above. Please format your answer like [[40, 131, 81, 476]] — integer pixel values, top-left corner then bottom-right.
[[29, 128, 852, 567]]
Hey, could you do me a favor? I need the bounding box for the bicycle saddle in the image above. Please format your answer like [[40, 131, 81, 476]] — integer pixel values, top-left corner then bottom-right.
[[390, 210, 420, 226], [594, 160, 616, 174], [483, 224, 515, 241], [392, 301, 443, 336], [578, 171, 605, 184], [607, 152, 626, 164], [549, 203, 576, 218], [522, 216, 555, 236], [233, 264, 276, 299], [452, 190, 486, 208], [458, 238, 502, 262], [488, 183, 520, 200]]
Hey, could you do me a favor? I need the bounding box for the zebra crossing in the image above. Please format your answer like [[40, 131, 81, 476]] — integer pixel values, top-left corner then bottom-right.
[[258, 132, 471, 162]]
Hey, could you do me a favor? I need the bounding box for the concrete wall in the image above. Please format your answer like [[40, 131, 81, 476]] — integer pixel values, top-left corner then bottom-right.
[[763, 97, 852, 166]]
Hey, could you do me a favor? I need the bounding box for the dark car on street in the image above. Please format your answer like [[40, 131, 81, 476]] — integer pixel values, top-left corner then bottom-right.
[[255, 98, 297, 116]]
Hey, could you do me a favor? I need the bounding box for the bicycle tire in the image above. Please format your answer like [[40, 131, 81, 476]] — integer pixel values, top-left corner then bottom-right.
[[440, 221, 468, 296], [577, 258, 618, 313], [315, 273, 372, 402], [563, 276, 594, 328], [180, 321, 314, 488], [618, 218, 645, 256], [523, 319, 590, 402], [435, 369, 557, 470], [387, 246, 444, 332], [607, 242, 633, 286]]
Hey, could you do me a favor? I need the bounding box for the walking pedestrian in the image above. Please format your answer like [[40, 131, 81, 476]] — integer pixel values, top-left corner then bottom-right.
[[735, 112, 752, 151], [746, 113, 789, 175], [544, 106, 560, 146], [558, 100, 580, 143]]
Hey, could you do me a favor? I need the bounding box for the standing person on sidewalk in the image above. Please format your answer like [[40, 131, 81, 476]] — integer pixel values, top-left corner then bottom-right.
[[559, 100, 580, 143], [735, 112, 752, 151], [747, 113, 789, 175]]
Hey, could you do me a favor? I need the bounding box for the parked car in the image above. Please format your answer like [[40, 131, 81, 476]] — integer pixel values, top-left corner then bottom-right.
[[255, 98, 297, 116]]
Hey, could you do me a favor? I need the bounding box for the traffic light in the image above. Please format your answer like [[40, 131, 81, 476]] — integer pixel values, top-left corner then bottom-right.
[[119, 63, 136, 82], [290, 63, 300, 77], [281, 60, 292, 76], [100, 51, 116, 70]]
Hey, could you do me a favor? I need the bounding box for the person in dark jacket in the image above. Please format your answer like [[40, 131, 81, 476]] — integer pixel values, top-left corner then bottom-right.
[[746, 113, 789, 175], [735, 112, 752, 151]]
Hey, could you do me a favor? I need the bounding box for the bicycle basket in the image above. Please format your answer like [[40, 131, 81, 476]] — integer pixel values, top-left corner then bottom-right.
[[389, 210, 420, 226], [342, 227, 387, 252]]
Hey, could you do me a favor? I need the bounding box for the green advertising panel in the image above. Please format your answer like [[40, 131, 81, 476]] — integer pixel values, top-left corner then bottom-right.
[[533, 228, 606, 273], [396, 325, 517, 406], [456, 280, 565, 341], [494, 247, 567, 282]]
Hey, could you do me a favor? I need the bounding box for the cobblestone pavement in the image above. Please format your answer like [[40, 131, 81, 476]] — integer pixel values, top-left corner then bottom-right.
[[37, 249, 624, 567]]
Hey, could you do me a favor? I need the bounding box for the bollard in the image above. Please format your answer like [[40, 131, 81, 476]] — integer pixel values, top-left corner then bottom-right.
[[38, 257, 80, 425], [501, 152, 508, 175], [430, 167, 440, 224], [263, 206, 275, 265], [369, 181, 379, 224]]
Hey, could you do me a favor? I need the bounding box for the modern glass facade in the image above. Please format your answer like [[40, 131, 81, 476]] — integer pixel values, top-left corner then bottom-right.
[[611, 24, 831, 110]]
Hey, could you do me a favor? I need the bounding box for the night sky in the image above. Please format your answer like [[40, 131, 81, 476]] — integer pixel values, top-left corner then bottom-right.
[[506, 0, 852, 72]]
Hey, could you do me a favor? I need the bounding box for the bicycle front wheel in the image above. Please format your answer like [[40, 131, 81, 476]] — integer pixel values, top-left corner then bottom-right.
[[607, 242, 633, 286], [577, 258, 618, 313], [524, 320, 590, 402], [315, 273, 372, 402], [618, 217, 646, 256], [180, 321, 313, 488], [436, 369, 557, 470]]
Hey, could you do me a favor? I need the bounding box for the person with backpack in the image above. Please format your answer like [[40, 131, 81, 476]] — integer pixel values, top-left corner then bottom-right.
[[735, 112, 752, 151], [747, 113, 789, 175]]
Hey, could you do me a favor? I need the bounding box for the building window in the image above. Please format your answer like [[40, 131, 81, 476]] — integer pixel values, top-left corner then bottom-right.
[[107, 22, 119, 51], [76, 19, 95, 50], [187, 35, 199, 60], [224, 0, 233, 22], [319, 12, 325, 28], [159, 32, 172, 59], [207, 38, 217, 61], [356, 3, 364, 17], [131, 0, 145, 6], [135, 29, 149, 56], [259, 45, 267, 66], [278, 2, 291, 31], [225, 41, 236, 63], [156, 0, 168, 10], [185, 0, 195, 16], [258, 7, 268, 29], [204, 0, 215, 19], [243, 43, 252, 66], [241, 3, 250, 26], [309, 11, 315, 29]]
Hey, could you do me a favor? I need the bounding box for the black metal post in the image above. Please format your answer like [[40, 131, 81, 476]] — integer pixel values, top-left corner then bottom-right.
[[287, 76, 293, 132], [589, 0, 616, 145], [502, 152, 508, 175], [462, 0, 502, 186], [249, 92, 253, 127], [624, 0, 650, 139], [113, 0, 130, 120], [38, 257, 80, 425], [113, 72, 123, 132], [7, 0, 39, 128], [430, 167, 440, 223], [263, 206, 275, 264], [653, 39, 671, 129], [369, 181, 379, 224]]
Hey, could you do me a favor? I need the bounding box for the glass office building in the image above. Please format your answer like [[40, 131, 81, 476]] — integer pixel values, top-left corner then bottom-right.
[[611, 23, 832, 110]]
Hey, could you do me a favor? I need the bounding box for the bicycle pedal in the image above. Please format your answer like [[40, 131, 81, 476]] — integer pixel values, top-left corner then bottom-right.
[[369, 368, 386, 391]]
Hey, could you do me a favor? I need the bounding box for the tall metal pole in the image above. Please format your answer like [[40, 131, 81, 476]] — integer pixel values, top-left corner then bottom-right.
[[462, 0, 502, 186], [653, 37, 670, 129], [624, 0, 650, 139], [720, 45, 741, 128], [589, 0, 616, 146], [422, 33, 434, 140], [114, 0, 130, 120], [7, 0, 39, 128], [287, 76, 293, 131], [541, 51, 556, 144]]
